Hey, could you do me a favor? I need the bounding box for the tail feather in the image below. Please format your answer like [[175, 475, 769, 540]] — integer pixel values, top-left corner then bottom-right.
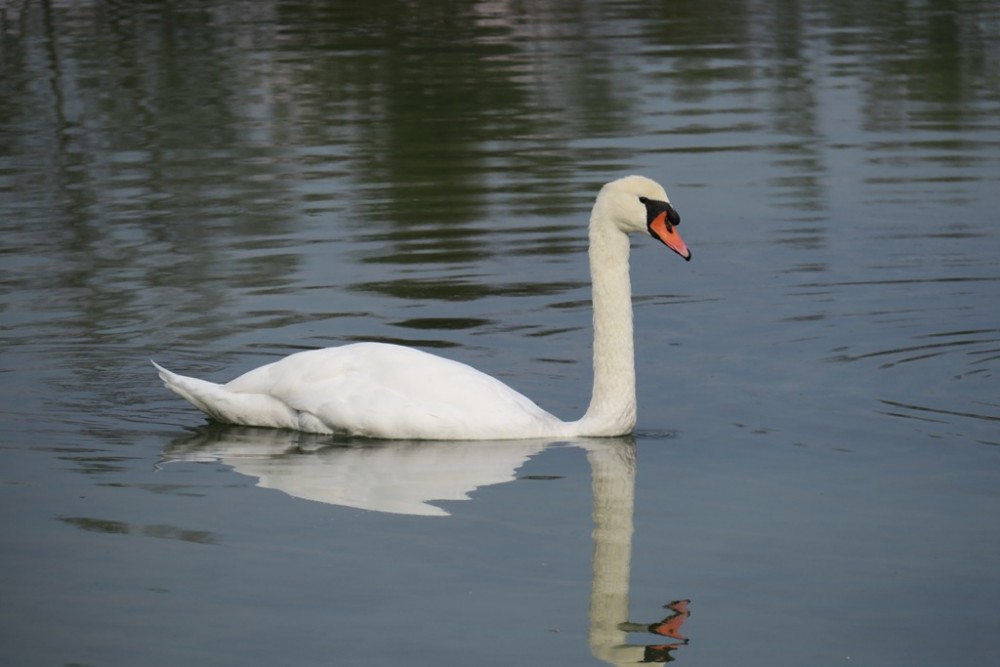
[[151, 360, 302, 430], [152, 360, 230, 419]]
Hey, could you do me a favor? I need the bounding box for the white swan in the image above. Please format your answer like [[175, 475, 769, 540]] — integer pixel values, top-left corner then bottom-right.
[[153, 175, 691, 439]]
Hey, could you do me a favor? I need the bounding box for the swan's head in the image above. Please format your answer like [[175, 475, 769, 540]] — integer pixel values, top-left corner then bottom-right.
[[596, 175, 691, 261]]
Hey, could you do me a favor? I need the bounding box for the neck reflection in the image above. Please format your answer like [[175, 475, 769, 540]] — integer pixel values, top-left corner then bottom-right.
[[586, 439, 689, 664]]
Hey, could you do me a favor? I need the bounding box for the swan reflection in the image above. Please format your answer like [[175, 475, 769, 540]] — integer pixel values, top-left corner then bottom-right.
[[161, 428, 690, 662], [162, 425, 550, 516]]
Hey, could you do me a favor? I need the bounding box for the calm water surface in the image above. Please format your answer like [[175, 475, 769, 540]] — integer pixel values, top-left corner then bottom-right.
[[2, 1, 999, 665]]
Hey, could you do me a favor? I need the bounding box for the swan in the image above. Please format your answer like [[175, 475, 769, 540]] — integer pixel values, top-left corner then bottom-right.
[[153, 175, 691, 439]]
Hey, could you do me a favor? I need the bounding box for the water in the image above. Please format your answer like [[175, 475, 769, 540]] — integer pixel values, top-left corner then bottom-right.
[[2, 1, 999, 665]]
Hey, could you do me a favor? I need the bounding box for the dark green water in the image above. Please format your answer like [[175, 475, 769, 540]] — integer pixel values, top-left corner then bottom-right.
[[2, 1, 999, 665]]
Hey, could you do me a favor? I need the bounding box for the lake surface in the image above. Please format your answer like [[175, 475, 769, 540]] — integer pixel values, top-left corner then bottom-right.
[[2, 1, 999, 665]]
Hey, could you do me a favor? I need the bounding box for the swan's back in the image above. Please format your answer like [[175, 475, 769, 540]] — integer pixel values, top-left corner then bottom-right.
[[157, 343, 565, 439]]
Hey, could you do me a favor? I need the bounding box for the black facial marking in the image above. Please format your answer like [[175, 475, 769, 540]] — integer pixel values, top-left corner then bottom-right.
[[639, 196, 680, 230]]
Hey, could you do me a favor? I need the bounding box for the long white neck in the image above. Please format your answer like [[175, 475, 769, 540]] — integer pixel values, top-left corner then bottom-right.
[[574, 208, 636, 436]]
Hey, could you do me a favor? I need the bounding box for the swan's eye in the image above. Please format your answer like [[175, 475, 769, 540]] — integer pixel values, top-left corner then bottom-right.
[[638, 196, 649, 204]]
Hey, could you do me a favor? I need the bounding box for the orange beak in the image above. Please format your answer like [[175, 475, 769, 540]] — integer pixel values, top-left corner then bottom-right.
[[649, 212, 691, 261]]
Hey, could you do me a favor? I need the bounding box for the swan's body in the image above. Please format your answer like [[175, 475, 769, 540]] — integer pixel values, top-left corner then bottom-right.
[[153, 344, 564, 439], [154, 175, 690, 439]]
